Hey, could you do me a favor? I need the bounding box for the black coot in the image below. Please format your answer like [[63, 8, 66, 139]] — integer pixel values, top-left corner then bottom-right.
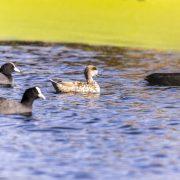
[[0, 62, 20, 86], [145, 73, 180, 86], [0, 87, 45, 115]]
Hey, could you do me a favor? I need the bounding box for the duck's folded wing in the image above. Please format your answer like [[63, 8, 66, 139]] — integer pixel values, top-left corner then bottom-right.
[[61, 81, 77, 87]]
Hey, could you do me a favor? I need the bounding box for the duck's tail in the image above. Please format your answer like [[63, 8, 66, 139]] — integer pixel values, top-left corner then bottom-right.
[[50, 79, 62, 83], [50, 79, 62, 93]]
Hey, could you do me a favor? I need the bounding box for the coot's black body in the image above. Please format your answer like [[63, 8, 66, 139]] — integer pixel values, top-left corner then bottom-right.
[[0, 62, 20, 86], [0, 87, 45, 115], [145, 73, 180, 86]]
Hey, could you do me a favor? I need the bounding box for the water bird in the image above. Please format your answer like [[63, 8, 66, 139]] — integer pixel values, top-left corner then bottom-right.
[[0, 62, 20, 86], [0, 87, 45, 115], [50, 65, 100, 93], [145, 73, 180, 86]]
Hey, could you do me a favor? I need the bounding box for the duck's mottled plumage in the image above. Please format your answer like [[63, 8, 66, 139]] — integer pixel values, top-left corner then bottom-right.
[[50, 65, 100, 94]]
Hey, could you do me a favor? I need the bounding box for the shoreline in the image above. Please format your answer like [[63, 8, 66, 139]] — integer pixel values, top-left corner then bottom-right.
[[0, 40, 175, 53]]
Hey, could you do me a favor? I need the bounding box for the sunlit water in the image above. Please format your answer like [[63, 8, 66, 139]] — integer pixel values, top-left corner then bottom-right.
[[0, 44, 179, 179]]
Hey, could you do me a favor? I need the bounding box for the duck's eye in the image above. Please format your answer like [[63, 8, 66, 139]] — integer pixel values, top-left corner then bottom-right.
[[92, 67, 97, 70]]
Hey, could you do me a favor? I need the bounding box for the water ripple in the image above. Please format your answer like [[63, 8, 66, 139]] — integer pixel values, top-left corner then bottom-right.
[[0, 44, 179, 179]]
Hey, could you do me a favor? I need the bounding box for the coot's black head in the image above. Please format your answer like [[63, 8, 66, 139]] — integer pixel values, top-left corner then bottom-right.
[[0, 62, 20, 76], [21, 87, 46, 107]]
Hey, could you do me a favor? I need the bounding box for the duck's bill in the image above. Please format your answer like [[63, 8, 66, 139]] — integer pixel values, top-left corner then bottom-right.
[[38, 92, 46, 100], [14, 67, 21, 73]]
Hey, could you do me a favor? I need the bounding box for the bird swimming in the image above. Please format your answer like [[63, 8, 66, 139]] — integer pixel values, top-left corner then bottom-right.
[[0, 87, 45, 115], [50, 65, 100, 94], [0, 62, 20, 86], [145, 73, 180, 86]]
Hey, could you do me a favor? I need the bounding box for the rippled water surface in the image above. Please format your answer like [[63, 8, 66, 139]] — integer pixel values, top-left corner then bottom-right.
[[0, 44, 179, 179]]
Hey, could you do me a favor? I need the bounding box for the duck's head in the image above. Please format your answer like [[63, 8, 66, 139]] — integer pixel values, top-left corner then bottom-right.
[[84, 65, 98, 81], [0, 62, 20, 76]]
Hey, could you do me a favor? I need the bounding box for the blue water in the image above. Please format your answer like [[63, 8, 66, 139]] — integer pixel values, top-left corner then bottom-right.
[[0, 44, 179, 179]]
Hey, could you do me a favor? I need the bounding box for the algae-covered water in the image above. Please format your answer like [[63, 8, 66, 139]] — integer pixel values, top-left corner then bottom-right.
[[0, 0, 180, 50]]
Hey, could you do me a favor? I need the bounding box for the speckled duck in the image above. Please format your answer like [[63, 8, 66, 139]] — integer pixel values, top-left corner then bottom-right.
[[50, 65, 100, 94]]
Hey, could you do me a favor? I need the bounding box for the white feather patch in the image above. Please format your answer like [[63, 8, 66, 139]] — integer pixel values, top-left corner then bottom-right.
[[35, 87, 46, 99]]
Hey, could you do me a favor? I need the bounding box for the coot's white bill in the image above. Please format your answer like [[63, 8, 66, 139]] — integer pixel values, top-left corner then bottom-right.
[[36, 87, 46, 100], [14, 66, 21, 73]]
